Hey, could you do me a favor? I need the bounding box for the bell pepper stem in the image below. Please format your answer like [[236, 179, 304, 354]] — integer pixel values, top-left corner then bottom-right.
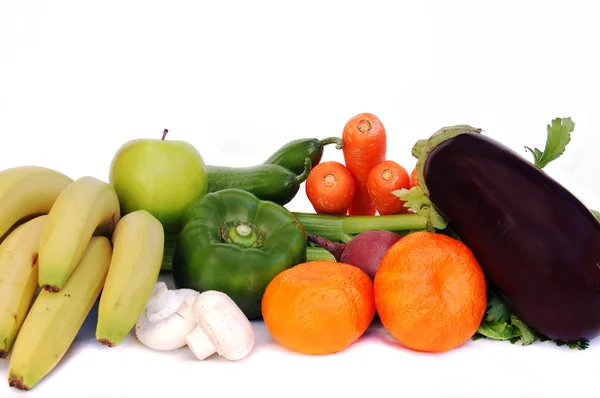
[[317, 136, 344, 150], [293, 158, 312, 185], [220, 221, 265, 248]]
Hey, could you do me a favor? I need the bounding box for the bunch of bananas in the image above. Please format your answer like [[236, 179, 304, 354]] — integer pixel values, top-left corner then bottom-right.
[[0, 166, 165, 391]]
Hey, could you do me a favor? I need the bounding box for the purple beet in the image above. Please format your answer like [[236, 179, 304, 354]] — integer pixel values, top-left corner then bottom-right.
[[307, 230, 402, 279]]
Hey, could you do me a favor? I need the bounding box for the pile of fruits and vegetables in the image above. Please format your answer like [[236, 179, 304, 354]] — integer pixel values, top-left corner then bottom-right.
[[1, 112, 599, 391]]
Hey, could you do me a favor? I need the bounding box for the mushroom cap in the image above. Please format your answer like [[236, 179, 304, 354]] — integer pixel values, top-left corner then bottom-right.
[[191, 290, 255, 360], [144, 282, 169, 322], [135, 284, 200, 351]]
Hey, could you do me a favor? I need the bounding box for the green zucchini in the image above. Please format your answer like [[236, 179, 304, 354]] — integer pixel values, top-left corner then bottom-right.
[[160, 232, 178, 272], [263, 137, 343, 174], [206, 158, 311, 205]]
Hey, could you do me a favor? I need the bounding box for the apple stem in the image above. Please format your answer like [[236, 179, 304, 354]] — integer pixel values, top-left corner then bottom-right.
[[162, 129, 169, 140]]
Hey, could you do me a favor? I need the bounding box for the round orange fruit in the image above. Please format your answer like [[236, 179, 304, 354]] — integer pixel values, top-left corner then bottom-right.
[[262, 260, 375, 355], [374, 231, 487, 353]]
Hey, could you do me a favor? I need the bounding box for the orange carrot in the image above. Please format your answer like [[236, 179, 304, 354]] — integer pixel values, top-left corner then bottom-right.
[[367, 160, 410, 215], [305, 161, 355, 216], [409, 166, 419, 188], [342, 113, 387, 215]]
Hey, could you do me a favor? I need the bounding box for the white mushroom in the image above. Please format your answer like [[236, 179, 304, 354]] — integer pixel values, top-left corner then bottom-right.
[[185, 290, 255, 361], [135, 282, 200, 351]]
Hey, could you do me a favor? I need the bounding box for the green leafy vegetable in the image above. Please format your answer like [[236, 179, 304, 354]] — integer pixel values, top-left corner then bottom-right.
[[554, 340, 590, 350], [590, 209, 600, 222], [484, 295, 512, 324], [473, 290, 589, 349], [393, 186, 447, 231], [509, 315, 536, 345], [476, 320, 521, 341], [524, 117, 575, 169]]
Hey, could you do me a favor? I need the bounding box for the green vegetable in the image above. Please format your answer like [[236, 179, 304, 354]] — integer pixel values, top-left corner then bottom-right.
[[206, 158, 311, 206], [161, 233, 177, 271], [264, 137, 343, 175], [525, 117, 575, 169], [160, 234, 334, 272], [473, 293, 533, 345], [172, 188, 307, 319], [473, 291, 589, 350], [393, 186, 448, 230], [305, 246, 336, 262], [293, 212, 428, 243]]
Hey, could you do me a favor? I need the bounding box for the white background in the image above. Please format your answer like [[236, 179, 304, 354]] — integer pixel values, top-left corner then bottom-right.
[[1, 1, 600, 397]]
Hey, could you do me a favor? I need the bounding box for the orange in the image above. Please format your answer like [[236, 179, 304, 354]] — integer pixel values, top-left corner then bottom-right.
[[261, 260, 375, 355], [374, 231, 487, 353]]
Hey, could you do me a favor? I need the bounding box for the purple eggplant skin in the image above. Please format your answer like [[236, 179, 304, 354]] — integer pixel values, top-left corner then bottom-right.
[[422, 131, 600, 342]]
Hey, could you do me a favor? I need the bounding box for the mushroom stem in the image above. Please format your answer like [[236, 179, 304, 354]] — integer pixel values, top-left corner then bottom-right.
[[185, 290, 255, 361], [185, 325, 218, 360]]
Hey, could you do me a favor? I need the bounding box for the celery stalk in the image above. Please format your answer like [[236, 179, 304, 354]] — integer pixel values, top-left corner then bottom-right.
[[305, 246, 336, 262], [293, 212, 428, 243]]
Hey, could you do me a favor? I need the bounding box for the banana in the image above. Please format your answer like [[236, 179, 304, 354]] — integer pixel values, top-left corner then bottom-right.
[[7, 236, 112, 391], [37, 176, 121, 292], [96, 210, 165, 347], [0, 166, 72, 240], [0, 215, 47, 359]]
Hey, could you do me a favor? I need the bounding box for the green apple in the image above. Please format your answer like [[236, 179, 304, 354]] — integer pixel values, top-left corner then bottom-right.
[[109, 129, 208, 233]]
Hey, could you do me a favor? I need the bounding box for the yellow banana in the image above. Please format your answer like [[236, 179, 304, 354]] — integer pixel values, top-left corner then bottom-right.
[[7, 236, 112, 391], [96, 210, 165, 347], [38, 176, 120, 292], [0, 215, 47, 358], [0, 166, 72, 240]]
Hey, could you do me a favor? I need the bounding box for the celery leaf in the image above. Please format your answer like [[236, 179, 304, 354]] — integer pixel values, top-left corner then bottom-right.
[[525, 117, 575, 169], [484, 296, 512, 324], [509, 315, 536, 345], [476, 320, 521, 341], [393, 186, 448, 230], [473, 291, 590, 349], [554, 340, 590, 350]]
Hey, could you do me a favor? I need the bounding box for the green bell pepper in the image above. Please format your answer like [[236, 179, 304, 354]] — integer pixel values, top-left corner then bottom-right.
[[172, 188, 307, 319]]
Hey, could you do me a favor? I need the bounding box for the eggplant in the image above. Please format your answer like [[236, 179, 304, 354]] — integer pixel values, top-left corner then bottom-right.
[[415, 126, 600, 342]]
